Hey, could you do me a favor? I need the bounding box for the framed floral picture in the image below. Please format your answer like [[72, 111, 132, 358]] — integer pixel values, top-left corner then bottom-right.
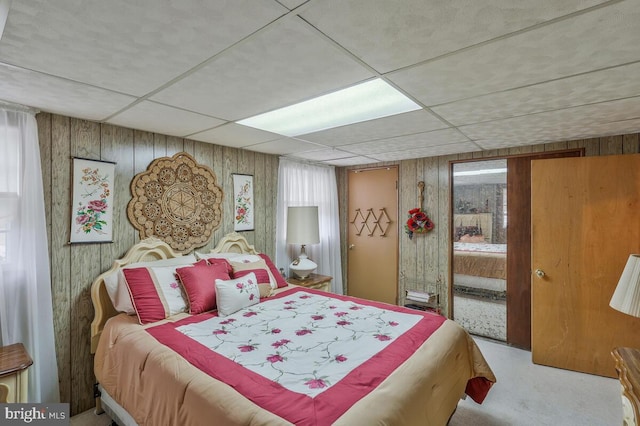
[[69, 157, 116, 243], [232, 174, 254, 231]]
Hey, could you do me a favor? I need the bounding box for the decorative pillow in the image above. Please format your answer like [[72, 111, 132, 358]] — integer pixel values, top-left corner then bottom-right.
[[233, 268, 274, 299], [204, 257, 233, 274], [215, 272, 260, 317], [176, 263, 230, 314], [104, 254, 197, 315], [231, 259, 277, 289], [258, 283, 273, 299], [123, 265, 189, 324], [258, 253, 288, 288]]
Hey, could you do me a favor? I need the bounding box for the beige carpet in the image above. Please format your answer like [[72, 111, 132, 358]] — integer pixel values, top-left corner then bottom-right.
[[70, 409, 112, 426], [449, 337, 623, 426]]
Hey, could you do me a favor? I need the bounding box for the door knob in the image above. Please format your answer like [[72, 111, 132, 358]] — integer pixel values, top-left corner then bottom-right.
[[349, 244, 355, 250], [535, 269, 545, 278]]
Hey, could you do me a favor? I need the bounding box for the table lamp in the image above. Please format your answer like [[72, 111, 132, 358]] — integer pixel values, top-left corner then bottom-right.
[[286, 206, 320, 279], [610, 254, 640, 317]]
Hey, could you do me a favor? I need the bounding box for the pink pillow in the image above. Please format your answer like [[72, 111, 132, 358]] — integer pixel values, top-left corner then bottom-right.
[[205, 257, 233, 275], [258, 254, 288, 288], [176, 263, 230, 314], [123, 266, 188, 324]]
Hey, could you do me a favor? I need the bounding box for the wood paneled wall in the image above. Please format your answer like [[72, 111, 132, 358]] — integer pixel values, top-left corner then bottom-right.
[[337, 133, 640, 317], [36, 113, 279, 415]]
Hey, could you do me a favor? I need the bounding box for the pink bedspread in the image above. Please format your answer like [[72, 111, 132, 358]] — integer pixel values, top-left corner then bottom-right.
[[95, 285, 496, 425], [147, 288, 448, 425]]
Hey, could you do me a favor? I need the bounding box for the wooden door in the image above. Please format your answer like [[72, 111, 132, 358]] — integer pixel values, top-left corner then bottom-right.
[[506, 150, 581, 350], [531, 154, 640, 377], [347, 168, 398, 304]]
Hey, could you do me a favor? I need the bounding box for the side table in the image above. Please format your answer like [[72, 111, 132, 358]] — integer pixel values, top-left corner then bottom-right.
[[0, 343, 33, 403], [287, 273, 332, 293], [612, 347, 640, 426]]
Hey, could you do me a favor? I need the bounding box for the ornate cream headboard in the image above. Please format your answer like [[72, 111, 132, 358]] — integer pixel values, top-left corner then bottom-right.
[[210, 232, 259, 255], [90, 232, 259, 354]]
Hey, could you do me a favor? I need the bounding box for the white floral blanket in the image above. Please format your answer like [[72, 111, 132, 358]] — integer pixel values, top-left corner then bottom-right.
[[147, 287, 446, 425]]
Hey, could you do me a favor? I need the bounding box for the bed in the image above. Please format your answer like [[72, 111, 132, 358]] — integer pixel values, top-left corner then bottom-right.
[[91, 233, 495, 426], [452, 213, 506, 294], [453, 242, 506, 291]]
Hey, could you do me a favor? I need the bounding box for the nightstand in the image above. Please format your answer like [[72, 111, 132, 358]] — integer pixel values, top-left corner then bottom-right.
[[0, 343, 32, 403], [612, 347, 640, 426], [287, 273, 332, 293]]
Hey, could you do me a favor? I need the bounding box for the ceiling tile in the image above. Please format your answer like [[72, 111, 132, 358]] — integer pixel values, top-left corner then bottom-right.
[[298, 110, 449, 146], [288, 148, 355, 162], [302, 0, 608, 73], [188, 123, 280, 148], [243, 137, 324, 155], [324, 156, 380, 166], [151, 17, 374, 120], [473, 138, 550, 150], [341, 128, 472, 155], [107, 101, 225, 137], [370, 142, 481, 161], [277, 0, 308, 10], [0, 63, 135, 120], [0, 0, 287, 95], [460, 97, 640, 147], [476, 116, 640, 150], [388, 1, 640, 105], [432, 62, 640, 126]]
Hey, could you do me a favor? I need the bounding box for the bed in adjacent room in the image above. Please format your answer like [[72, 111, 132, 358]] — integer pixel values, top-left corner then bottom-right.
[[453, 242, 507, 293], [91, 233, 496, 426]]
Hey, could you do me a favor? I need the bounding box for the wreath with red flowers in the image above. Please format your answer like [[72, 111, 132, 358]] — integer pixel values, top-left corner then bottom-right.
[[404, 208, 435, 239]]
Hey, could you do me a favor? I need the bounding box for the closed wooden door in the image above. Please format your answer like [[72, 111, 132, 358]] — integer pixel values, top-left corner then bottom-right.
[[531, 154, 640, 377], [347, 168, 398, 304]]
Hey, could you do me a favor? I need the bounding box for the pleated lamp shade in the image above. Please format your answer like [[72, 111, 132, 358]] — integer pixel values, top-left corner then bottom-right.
[[610, 254, 640, 317]]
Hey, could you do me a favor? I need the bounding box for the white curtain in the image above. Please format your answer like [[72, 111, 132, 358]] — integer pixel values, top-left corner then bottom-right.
[[276, 158, 343, 294], [0, 105, 60, 403]]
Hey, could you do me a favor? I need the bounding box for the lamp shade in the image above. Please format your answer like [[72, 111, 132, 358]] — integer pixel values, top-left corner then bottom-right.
[[610, 254, 640, 317], [287, 206, 320, 279], [286, 206, 320, 245]]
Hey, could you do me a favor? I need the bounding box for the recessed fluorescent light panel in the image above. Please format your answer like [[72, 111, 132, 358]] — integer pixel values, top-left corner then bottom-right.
[[237, 78, 421, 137]]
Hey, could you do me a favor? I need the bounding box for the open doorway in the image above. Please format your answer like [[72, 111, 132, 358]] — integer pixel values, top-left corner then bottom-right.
[[451, 160, 507, 341]]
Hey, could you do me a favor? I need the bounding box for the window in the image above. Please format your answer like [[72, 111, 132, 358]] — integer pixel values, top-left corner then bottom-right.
[[0, 125, 20, 263]]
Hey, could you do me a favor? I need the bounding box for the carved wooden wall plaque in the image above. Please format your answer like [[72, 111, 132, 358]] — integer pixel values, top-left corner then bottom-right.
[[127, 152, 223, 252]]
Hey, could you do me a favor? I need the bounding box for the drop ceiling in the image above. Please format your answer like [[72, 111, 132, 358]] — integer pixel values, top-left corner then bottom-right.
[[0, 0, 639, 166]]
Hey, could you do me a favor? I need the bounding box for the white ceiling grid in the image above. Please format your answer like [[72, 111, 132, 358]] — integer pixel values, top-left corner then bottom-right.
[[0, 0, 638, 165]]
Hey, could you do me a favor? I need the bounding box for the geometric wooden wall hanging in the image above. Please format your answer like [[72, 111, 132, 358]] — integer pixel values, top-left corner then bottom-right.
[[127, 151, 223, 252], [350, 207, 391, 237]]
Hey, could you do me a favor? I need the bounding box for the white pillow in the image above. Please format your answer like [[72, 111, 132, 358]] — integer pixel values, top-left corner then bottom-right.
[[215, 272, 260, 317], [104, 254, 197, 315]]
